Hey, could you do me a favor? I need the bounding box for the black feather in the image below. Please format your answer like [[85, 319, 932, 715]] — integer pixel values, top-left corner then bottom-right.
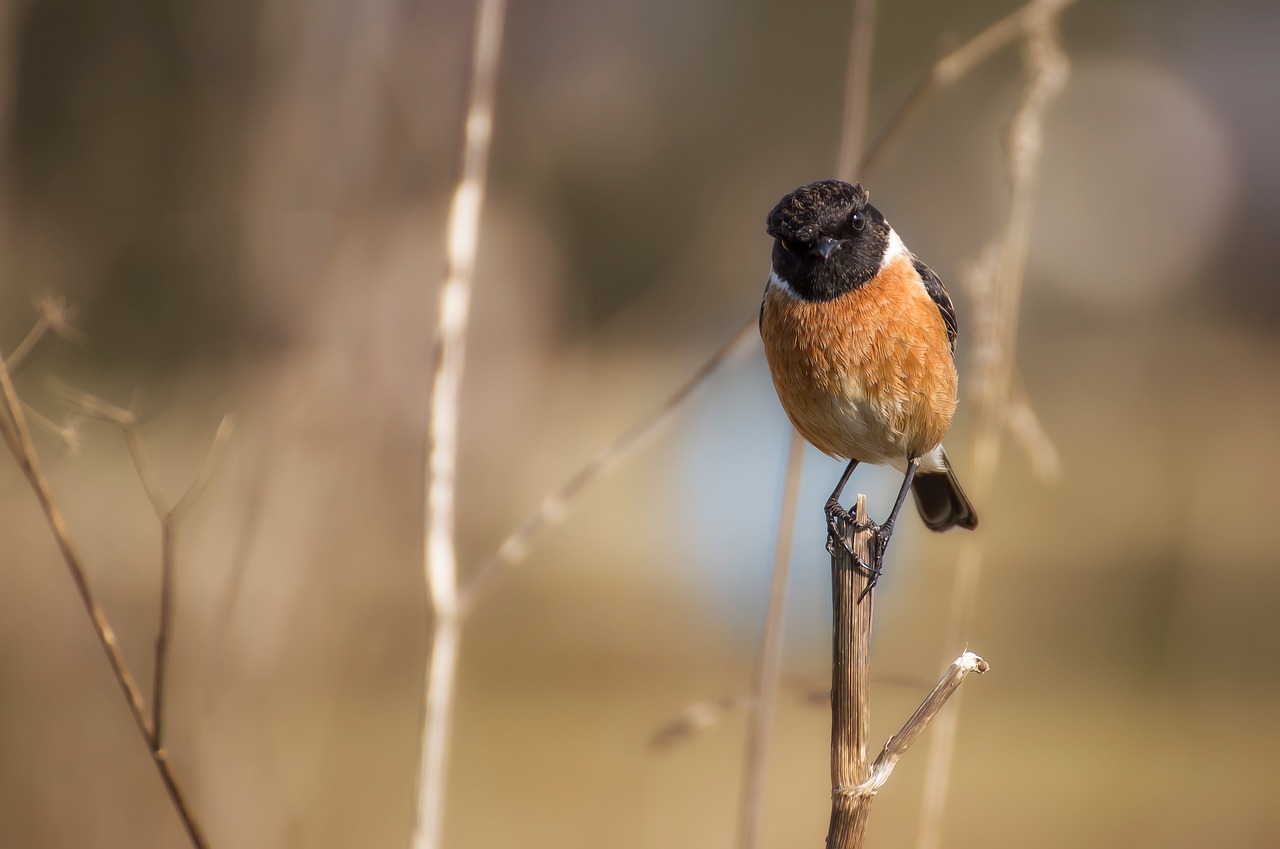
[[912, 258, 957, 355], [910, 448, 978, 532]]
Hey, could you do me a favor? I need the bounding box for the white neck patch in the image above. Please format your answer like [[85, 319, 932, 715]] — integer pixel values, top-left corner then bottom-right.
[[881, 226, 908, 269], [768, 268, 801, 300]]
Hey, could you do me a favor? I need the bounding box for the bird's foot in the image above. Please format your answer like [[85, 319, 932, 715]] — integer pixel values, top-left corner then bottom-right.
[[854, 555, 883, 602], [825, 500, 875, 557], [825, 501, 882, 596], [873, 521, 897, 566]]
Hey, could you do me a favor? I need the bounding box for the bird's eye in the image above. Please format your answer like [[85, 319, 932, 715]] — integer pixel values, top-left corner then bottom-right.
[[850, 210, 866, 232], [779, 238, 802, 254]]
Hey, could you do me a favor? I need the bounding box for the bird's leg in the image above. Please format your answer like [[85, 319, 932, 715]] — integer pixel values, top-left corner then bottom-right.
[[824, 458, 862, 551], [872, 456, 922, 570], [824, 459, 879, 581]]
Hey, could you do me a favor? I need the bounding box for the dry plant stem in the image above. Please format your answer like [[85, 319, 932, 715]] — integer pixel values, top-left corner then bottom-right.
[[145, 416, 234, 745], [458, 317, 757, 613], [826, 498, 988, 849], [855, 652, 987, 796], [56, 384, 234, 747], [826, 496, 876, 849], [414, 0, 506, 847], [737, 431, 805, 849], [835, 0, 878, 182], [859, 0, 1074, 178], [915, 5, 1072, 849], [0, 348, 210, 849], [3, 315, 50, 376]]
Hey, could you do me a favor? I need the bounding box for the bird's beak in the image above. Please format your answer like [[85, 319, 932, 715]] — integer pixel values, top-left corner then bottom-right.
[[812, 236, 842, 260]]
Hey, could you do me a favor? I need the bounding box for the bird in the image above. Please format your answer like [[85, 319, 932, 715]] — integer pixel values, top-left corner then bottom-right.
[[758, 179, 977, 572]]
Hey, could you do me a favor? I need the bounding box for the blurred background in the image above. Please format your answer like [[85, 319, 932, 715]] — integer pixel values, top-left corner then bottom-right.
[[2, 0, 1279, 846]]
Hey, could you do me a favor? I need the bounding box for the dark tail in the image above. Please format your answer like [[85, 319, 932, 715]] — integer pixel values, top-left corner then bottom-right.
[[911, 447, 978, 532]]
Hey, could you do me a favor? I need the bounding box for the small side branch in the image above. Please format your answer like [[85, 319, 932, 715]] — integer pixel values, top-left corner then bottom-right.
[[56, 384, 234, 746], [3, 297, 81, 378], [857, 652, 988, 798], [150, 416, 234, 744]]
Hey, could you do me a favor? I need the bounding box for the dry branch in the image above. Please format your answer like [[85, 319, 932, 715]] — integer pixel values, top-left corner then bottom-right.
[[414, 0, 507, 847], [826, 497, 878, 848], [825, 498, 987, 849], [835, 0, 879, 182], [3, 297, 82, 378], [54, 384, 235, 746], [459, 318, 758, 613], [857, 652, 988, 798], [860, 0, 1075, 177], [0, 329, 211, 849]]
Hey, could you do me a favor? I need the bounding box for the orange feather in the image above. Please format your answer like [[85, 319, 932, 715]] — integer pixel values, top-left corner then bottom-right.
[[760, 256, 957, 463]]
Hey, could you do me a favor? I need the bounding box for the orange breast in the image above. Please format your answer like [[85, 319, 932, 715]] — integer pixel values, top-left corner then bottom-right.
[[759, 257, 958, 463]]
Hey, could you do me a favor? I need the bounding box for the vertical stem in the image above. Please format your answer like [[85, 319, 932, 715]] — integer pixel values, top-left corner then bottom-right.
[[154, 517, 176, 746], [826, 496, 876, 849], [418, 612, 462, 847], [836, 0, 879, 182], [414, 0, 507, 847], [737, 431, 805, 849]]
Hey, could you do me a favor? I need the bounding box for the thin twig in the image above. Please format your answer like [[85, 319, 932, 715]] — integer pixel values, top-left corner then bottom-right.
[[737, 431, 805, 849], [836, 0, 879, 183], [848, 652, 988, 799], [3, 316, 50, 377], [150, 415, 234, 744], [172, 416, 235, 520], [1006, 389, 1060, 484], [2, 296, 81, 380], [55, 383, 235, 745], [915, 5, 1073, 848], [859, 0, 1074, 178], [124, 423, 169, 519], [20, 402, 82, 452], [458, 318, 757, 614], [0, 333, 210, 849], [413, 0, 507, 847]]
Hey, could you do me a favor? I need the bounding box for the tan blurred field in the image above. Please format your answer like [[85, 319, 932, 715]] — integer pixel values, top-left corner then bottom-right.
[[3, 1, 1279, 847]]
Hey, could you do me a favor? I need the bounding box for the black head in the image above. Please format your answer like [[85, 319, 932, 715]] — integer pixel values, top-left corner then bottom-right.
[[765, 180, 892, 301]]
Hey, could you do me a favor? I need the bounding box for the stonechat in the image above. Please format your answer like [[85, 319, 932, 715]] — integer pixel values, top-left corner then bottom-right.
[[759, 180, 977, 572]]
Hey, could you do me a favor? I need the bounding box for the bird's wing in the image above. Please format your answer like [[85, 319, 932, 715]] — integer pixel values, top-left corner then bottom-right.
[[912, 258, 957, 355]]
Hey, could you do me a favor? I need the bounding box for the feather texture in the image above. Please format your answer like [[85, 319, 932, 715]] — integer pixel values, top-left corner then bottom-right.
[[760, 255, 957, 464]]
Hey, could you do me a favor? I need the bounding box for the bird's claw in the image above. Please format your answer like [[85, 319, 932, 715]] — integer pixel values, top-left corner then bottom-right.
[[825, 501, 874, 557], [872, 522, 896, 564], [825, 502, 882, 585]]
